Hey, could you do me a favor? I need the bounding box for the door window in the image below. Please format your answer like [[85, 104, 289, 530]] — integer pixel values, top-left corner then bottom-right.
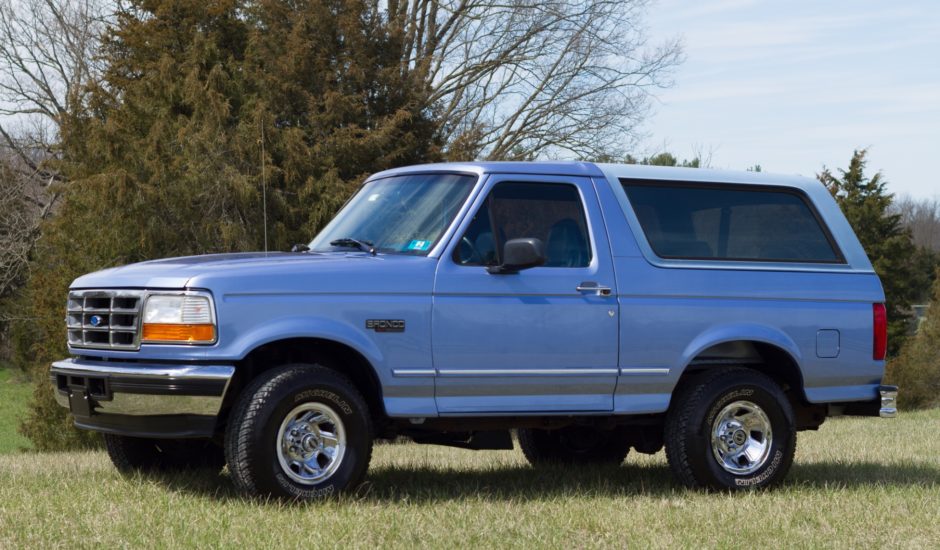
[[454, 182, 592, 267]]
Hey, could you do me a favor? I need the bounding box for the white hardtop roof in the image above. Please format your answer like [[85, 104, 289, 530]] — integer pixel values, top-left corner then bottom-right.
[[370, 161, 821, 194]]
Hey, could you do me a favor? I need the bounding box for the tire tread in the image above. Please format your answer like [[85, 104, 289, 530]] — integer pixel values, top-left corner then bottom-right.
[[224, 364, 373, 498], [664, 367, 795, 490]]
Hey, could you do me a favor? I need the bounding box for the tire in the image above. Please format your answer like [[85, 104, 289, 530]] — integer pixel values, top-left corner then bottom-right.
[[104, 435, 225, 473], [518, 426, 631, 466], [225, 363, 373, 500], [664, 368, 796, 491]]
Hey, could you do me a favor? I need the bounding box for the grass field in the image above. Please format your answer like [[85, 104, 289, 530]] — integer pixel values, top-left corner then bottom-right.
[[0, 367, 32, 454], [0, 407, 938, 548]]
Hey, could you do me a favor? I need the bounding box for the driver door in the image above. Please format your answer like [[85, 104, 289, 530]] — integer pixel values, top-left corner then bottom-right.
[[432, 174, 619, 413]]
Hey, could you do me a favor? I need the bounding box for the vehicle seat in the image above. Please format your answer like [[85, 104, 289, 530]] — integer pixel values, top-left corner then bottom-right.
[[545, 218, 589, 267], [475, 232, 497, 265]]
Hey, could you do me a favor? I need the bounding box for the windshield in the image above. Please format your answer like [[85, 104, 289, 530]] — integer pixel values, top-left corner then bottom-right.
[[309, 173, 477, 255]]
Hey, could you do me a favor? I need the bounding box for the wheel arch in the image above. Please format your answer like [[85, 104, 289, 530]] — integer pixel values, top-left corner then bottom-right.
[[223, 336, 387, 429], [671, 326, 827, 430], [676, 324, 807, 401]]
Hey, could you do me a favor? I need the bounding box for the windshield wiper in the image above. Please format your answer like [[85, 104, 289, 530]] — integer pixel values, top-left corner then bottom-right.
[[329, 237, 376, 256]]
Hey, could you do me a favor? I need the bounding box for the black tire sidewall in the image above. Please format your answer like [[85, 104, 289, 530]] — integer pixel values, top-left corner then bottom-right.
[[246, 369, 372, 499], [688, 378, 795, 490]]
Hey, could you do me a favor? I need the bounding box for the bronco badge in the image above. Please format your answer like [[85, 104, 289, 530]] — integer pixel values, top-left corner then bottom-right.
[[365, 319, 405, 333]]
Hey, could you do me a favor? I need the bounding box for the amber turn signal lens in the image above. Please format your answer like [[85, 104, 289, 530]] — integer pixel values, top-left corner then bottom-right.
[[142, 323, 215, 343]]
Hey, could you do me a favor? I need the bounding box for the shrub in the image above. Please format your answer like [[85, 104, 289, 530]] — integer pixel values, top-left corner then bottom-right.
[[886, 269, 940, 409]]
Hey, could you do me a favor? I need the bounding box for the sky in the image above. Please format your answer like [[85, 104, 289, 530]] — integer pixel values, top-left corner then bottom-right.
[[643, 0, 940, 199]]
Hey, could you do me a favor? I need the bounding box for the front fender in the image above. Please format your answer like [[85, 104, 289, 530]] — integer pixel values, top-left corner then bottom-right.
[[221, 316, 386, 370]]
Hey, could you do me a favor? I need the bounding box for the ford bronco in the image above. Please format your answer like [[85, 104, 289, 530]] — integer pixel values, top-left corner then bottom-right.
[[51, 162, 897, 498]]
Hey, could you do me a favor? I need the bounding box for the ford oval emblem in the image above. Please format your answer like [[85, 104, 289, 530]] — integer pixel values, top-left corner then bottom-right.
[[89, 315, 104, 327]]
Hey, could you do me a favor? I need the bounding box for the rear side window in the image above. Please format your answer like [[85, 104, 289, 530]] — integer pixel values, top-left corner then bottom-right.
[[622, 180, 843, 263]]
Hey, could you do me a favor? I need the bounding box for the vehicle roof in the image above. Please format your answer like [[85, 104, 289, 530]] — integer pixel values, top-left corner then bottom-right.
[[367, 161, 873, 274], [368, 161, 603, 179], [368, 161, 822, 194]]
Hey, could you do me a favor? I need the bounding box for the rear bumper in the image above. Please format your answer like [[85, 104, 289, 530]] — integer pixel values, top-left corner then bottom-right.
[[831, 385, 899, 419], [878, 385, 898, 418], [50, 358, 235, 438]]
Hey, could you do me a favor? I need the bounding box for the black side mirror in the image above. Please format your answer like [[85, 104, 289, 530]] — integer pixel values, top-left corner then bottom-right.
[[487, 238, 546, 274]]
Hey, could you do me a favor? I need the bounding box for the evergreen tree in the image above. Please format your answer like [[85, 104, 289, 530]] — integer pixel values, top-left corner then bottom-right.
[[19, 0, 257, 450], [17, 0, 440, 450], [818, 149, 921, 356], [243, 0, 439, 234], [624, 152, 702, 168]]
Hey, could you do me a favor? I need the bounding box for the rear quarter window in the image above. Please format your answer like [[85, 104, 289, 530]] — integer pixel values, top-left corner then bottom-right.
[[621, 180, 844, 263]]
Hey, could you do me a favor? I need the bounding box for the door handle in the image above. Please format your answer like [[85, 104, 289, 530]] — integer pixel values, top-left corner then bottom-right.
[[576, 282, 612, 296]]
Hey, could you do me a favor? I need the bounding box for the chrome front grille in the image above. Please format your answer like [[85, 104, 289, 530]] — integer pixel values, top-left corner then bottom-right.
[[67, 290, 145, 350]]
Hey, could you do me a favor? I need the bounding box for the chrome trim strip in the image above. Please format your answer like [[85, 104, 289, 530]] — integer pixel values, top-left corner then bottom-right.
[[55, 391, 224, 416], [392, 369, 437, 377], [619, 367, 670, 376], [51, 359, 234, 417], [436, 368, 619, 377], [98, 394, 224, 416], [51, 359, 233, 381]]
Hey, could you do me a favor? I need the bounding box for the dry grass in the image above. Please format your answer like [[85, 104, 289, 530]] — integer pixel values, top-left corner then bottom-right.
[[1, 410, 938, 548]]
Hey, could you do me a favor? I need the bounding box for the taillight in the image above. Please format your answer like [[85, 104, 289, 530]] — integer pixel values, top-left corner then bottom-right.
[[873, 303, 887, 360]]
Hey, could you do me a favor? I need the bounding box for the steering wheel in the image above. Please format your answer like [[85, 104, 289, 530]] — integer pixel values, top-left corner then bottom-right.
[[459, 236, 483, 264]]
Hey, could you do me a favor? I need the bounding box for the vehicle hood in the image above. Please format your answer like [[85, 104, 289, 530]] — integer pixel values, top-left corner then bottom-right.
[[70, 252, 429, 293]]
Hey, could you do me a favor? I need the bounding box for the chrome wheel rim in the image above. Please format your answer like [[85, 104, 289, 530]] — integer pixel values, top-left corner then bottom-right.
[[710, 400, 773, 475], [276, 402, 346, 485]]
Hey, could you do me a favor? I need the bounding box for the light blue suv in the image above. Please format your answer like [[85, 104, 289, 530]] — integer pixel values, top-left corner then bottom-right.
[[51, 162, 897, 498]]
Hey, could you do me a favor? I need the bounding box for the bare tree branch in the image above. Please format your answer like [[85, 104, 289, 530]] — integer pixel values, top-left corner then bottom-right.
[[895, 195, 940, 252], [0, 151, 44, 299], [0, 0, 111, 314], [0, 0, 110, 126], [399, 0, 681, 160]]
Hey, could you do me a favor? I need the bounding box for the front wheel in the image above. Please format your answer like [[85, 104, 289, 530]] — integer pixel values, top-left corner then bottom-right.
[[225, 364, 373, 500], [665, 368, 796, 491]]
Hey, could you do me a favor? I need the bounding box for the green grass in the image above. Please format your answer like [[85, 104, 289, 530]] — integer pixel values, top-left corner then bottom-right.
[[0, 367, 32, 454], [1, 410, 938, 548]]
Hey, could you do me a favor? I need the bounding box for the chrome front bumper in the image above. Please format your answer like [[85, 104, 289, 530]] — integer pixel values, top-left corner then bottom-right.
[[50, 358, 235, 437]]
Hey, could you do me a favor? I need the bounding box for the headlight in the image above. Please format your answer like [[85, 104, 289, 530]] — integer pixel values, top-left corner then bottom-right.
[[141, 292, 216, 344]]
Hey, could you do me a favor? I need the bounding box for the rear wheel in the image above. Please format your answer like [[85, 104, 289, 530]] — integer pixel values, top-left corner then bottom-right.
[[518, 426, 631, 466], [104, 435, 225, 473], [665, 368, 796, 491], [225, 364, 373, 500]]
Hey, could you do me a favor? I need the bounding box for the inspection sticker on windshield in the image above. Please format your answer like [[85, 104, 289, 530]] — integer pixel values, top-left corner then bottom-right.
[[407, 240, 431, 251]]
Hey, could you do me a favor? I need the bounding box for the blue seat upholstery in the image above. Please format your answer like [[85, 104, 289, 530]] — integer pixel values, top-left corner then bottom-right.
[[545, 218, 588, 267]]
